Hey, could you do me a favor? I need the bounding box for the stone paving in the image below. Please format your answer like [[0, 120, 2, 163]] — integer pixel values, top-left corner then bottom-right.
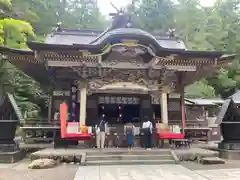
[[74, 165, 207, 180], [196, 168, 240, 180], [2, 161, 240, 180], [74, 165, 240, 180]]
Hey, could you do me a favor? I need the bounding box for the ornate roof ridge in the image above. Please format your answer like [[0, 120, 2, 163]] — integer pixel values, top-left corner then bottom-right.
[[56, 28, 103, 34]]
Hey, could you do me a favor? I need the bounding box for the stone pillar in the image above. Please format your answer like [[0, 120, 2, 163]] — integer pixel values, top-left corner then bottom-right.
[[161, 93, 168, 124], [78, 81, 87, 126]]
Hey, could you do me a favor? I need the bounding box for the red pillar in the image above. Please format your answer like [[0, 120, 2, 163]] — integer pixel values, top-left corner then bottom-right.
[[180, 92, 185, 134], [178, 72, 185, 135], [60, 102, 68, 138]]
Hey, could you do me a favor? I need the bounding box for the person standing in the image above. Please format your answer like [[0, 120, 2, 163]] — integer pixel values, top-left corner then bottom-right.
[[95, 118, 108, 149], [142, 116, 153, 150], [124, 122, 135, 152]]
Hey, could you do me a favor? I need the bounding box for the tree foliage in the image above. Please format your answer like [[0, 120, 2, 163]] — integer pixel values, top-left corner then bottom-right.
[[185, 79, 216, 98], [0, 0, 43, 119]]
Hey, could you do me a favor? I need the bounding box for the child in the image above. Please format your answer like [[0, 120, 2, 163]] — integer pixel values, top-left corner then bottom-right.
[[124, 122, 135, 152]]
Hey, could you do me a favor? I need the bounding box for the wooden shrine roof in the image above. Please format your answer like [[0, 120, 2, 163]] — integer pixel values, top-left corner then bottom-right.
[[0, 26, 237, 87], [0, 47, 50, 85], [45, 28, 186, 50], [0, 6, 237, 90]]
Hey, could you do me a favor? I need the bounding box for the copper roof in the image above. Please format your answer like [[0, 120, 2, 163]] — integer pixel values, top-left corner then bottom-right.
[[45, 28, 186, 50]]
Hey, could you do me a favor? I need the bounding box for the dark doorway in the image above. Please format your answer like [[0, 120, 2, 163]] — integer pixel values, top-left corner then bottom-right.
[[98, 104, 140, 124], [98, 104, 119, 124], [121, 104, 140, 123], [153, 105, 161, 120]]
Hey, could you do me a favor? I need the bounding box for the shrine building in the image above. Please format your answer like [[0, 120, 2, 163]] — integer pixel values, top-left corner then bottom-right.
[[0, 14, 235, 144]]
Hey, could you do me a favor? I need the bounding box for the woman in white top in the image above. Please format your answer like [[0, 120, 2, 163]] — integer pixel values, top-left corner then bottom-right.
[[142, 116, 153, 150]]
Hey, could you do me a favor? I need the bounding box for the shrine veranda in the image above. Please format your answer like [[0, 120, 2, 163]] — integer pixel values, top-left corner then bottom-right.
[[0, 23, 235, 146]]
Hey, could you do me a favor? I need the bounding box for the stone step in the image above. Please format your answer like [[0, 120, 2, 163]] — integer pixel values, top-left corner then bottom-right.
[[87, 150, 170, 156], [0, 151, 25, 163], [87, 154, 173, 161], [85, 159, 176, 166]]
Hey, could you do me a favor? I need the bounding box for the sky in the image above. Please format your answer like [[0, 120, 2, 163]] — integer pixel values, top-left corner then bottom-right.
[[98, 0, 216, 15]]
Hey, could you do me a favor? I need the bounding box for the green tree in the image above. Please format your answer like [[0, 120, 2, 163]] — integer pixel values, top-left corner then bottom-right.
[[67, 0, 107, 29], [129, 0, 174, 32], [207, 61, 240, 98], [185, 79, 216, 98], [0, 0, 45, 119]]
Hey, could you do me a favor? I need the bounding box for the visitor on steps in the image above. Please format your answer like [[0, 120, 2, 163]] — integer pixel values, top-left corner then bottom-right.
[[142, 116, 153, 150], [124, 122, 135, 152], [95, 118, 108, 149]]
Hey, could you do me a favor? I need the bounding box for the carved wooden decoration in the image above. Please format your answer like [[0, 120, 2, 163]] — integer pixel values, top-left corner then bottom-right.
[[88, 69, 159, 91]]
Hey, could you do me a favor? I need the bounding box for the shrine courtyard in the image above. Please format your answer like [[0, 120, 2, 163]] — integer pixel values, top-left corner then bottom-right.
[[2, 160, 240, 180]]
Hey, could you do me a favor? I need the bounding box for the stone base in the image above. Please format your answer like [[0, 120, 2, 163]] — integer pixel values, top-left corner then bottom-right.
[[218, 141, 240, 150], [0, 143, 19, 152], [0, 150, 25, 163], [219, 148, 240, 160]]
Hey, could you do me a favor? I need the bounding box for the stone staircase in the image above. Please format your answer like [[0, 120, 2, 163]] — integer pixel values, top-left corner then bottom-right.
[[85, 149, 177, 166]]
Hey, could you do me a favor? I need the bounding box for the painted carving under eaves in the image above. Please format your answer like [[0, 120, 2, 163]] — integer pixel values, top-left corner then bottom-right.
[[88, 69, 159, 91]]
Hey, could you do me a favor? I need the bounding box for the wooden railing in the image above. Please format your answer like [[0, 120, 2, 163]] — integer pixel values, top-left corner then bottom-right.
[[20, 120, 60, 144]]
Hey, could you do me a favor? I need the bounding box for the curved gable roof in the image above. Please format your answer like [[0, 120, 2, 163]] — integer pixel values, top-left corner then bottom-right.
[[45, 28, 186, 50]]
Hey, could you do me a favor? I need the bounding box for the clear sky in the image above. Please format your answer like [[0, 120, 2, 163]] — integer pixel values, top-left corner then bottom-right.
[[98, 0, 216, 15]]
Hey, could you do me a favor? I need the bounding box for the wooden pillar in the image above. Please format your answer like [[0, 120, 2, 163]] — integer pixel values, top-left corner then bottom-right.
[[140, 94, 152, 120], [48, 95, 52, 122], [86, 94, 98, 126], [161, 92, 168, 124], [78, 81, 87, 126]]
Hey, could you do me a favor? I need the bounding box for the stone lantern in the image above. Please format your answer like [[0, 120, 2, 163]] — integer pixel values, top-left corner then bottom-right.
[[0, 93, 25, 163]]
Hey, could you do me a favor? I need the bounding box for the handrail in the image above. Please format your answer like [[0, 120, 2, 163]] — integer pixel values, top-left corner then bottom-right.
[[7, 93, 24, 121], [0, 120, 19, 122]]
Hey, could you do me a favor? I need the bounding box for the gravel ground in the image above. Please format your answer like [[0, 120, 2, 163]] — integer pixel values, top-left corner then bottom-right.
[[0, 160, 78, 180]]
